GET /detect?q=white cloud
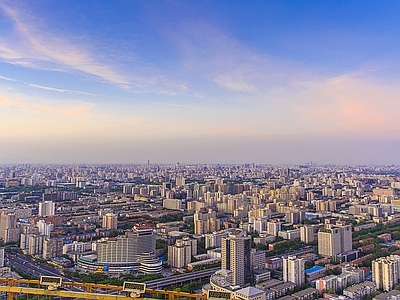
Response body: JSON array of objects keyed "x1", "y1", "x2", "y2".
[{"x1": 0, "y1": 2, "x2": 129, "y2": 86}]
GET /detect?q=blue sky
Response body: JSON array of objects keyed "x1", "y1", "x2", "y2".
[{"x1": 0, "y1": 1, "x2": 399, "y2": 164}]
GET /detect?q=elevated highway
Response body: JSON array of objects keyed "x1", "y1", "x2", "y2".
[{"x1": 144, "y1": 267, "x2": 220, "y2": 289}]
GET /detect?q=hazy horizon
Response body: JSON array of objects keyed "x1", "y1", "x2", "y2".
[{"x1": 1, "y1": 1, "x2": 399, "y2": 165}]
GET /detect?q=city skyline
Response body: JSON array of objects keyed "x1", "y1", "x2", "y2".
[{"x1": 1, "y1": 1, "x2": 400, "y2": 165}]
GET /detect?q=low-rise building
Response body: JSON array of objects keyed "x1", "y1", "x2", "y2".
[
  {"x1": 305, "y1": 266, "x2": 326, "y2": 282},
  {"x1": 291, "y1": 288, "x2": 318, "y2": 300},
  {"x1": 233, "y1": 286, "x2": 266, "y2": 300},
  {"x1": 266, "y1": 257, "x2": 283, "y2": 270},
  {"x1": 373, "y1": 289, "x2": 400, "y2": 300},
  {"x1": 343, "y1": 281, "x2": 376, "y2": 300},
  {"x1": 270, "y1": 282, "x2": 296, "y2": 298}
]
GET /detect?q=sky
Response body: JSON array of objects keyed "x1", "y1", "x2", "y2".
[{"x1": 0, "y1": 1, "x2": 400, "y2": 165}]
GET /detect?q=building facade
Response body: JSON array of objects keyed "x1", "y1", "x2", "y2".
[
  {"x1": 283, "y1": 255, "x2": 305, "y2": 286},
  {"x1": 221, "y1": 230, "x2": 254, "y2": 287},
  {"x1": 96, "y1": 226, "x2": 155, "y2": 264},
  {"x1": 318, "y1": 224, "x2": 352, "y2": 257},
  {"x1": 372, "y1": 255, "x2": 400, "y2": 292}
]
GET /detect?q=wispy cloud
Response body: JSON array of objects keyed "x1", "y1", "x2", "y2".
[
  {"x1": 0, "y1": 74, "x2": 112, "y2": 97},
  {"x1": 164, "y1": 19, "x2": 308, "y2": 102},
  {"x1": 0, "y1": 2, "x2": 129, "y2": 86}
]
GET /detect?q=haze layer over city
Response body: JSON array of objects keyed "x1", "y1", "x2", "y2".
[{"x1": 1, "y1": 1, "x2": 400, "y2": 165}]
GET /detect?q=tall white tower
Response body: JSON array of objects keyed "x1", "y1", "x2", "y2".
[{"x1": 283, "y1": 255, "x2": 305, "y2": 286}]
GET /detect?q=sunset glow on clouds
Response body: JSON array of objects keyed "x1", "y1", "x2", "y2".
[{"x1": 0, "y1": 1, "x2": 399, "y2": 164}]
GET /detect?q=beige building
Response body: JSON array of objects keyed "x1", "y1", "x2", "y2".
[
  {"x1": 267, "y1": 220, "x2": 282, "y2": 236},
  {"x1": 28, "y1": 234, "x2": 46, "y2": 256},
  {"x1": 102, "y1": 213, "x2": 118, "y2": 230},
  {"x1": 168, "y1": 237, "x2": 197, "y2": 269},
  {"x1": 194, "y1": 210, "x2": 220, "y2": 234},
  {"x1": 300, "y1": 225, "x2": 314, "y2": 243},
  {"x1": 0, "y1": 212, "x2": 18, "y2": 243},
  {"x1": 43, "y1": 237, "x2": 63, "y2": 259},
  {"x1": 372, "y1": 255, "x2": 400, "y2": 292},
  {"x1": 315, "y1": 275, "x2": 338, "y2": 294},
  {"x1": 318, "y1": 224, "x2": 352, "y2": 257},
  {"x1": 38, "y1": 201, "x2": 55, "y2": 217},
  {"x1": 315, "y1": 200, "x2": 336, "y2": 212}
]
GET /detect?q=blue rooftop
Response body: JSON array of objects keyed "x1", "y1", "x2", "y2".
[{"x1": 305, "y1": 266, "x2": 325, "y2": 274}]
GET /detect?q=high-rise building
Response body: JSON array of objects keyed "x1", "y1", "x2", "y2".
[
  {"x1": 205, "y1": 231, "x2": 228, "y2": 249},
  {"x1": 221, "y1": 230, "x2": 254, "y2": 287},
  {"x1": 316, "y1": 200, "x2": 337, "y2": 212},
  {"x1": 123, "y1": 185, "x2": 133, "y2": 194},
  {"x1": 285, "y1": 211, "x2": 305, "y2": 224},
  {"x1": 38, "y1": 201, "x2": 55, "y2": 217},
  {"x1": 316, "y1": 275, "x2": 338, "y2": 294},
  {"x1": 250, "y1": 249, "x2": 266, "y2": 270},
  {"x1": 300, "y1": 225, "x2": 314, "y2": 244},
  {"x1": 168, "y1": 237, "x2": 197, "y2": 268},
  {"x1": 267, "y1": 220, "x2": 282, "y2": 236},
  {"x1": 194, "y1": 210, "x2": 220, "y2": 234},
  {"x1": 163, "y1": 199, "x2": 183, "y2": 211},
  {"x1": 372, "y1": 255, "x2": 400, "y2": 292},
  {"x1": 283, "y1": 255, "x2": 305, "y2": 286},
  {"x1": 253, "y1": 217, "x2": 269, "y2": 234},
  {"x1": 318, "y1": 224, "x2": 352, "y2": 257},
  {"x1": 0, "y1": 212, "x2": 18, "y2": 243},
  {"x1": 176, "y1": 176, "x2": 185, "y2": 187},
  {"x1": 102, "y1": 213, "x2": 118, "y2": 230},
  {"x1": 43, "y1": 237, "x2": 63, "y2": 260},
  {"x1": 28, "y1": 234, "x2": 46, "y2": 256},
  {"x1": 0, "y1": 248, "x2": 4, "y2": 267},
  {"x1": 37, "y1": 219, "x2": 54, "y2": 237}
]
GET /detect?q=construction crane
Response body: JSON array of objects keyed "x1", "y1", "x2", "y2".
[{"x1": 0, "y1": 277, "x2": 208, "y2": 300}]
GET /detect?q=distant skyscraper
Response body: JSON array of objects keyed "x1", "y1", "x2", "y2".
[
  {"x1": 102, "y1": 213, "x2": 118, "y2": 230},
  {"x1": 0, "y1": 212, "x2": 18, "y2": 243},
  {"x1": 37, "y1": 219, "x2": 54, "y2": 237},
  {"x1": 38, "y1": 201, "x2": 55, "y2": 217},
  {"x1": 300, "y1": 225, "x2": 314, "y2": 243},
  {"x1": 221, "y1": 230, "x2": 254, "y2": 287},
  {"x1": 267, "y1": 220, "x2": 282, "y2": 236},
  {"x1": 250, "y1": 249, "x2": 266, "y2": 270},
  {"x1": 283, "y1": 255, "x2": 305, "y2": 286},
  {"x1": 176, "y1": 175, "x2": 185, "y2": 187},
  {"x1": 285, "y1": 211, "x2": 305, "y2": 224},
  {"x1": 194, "y1": 210, "x2": 220, "y2": 234},
  {"x1": 205, "y1": 231, "x2": 228, "y2": 249}
]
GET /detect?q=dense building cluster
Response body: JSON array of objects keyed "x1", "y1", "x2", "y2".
[{"x1": 2, "y1": 163, "x2": 400, "y2": 299}]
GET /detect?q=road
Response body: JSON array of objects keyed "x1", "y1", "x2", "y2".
[
  {"x1": 144, "y1": 267, "x2": 220, "y2": 289},
  {"x1": 4, "y1": 245, "x2": 315, "y2": 293},
  {"x1": 267, "y1": 246, "x2": 315, "y2": 260},
  {"x1": 144, "y1": 247, "x2": 315, "y2": 289},
  {"x1": 5, "y1": 251, "x2": 75, "y2": 283}
]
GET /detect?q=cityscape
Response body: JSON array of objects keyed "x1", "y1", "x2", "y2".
[
  {"x1": 1, "y1": 1, "x2": 400, "y2": 300},
  {"x1": 0, "y1": 163, "x2": 399, "y2": 299}
]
